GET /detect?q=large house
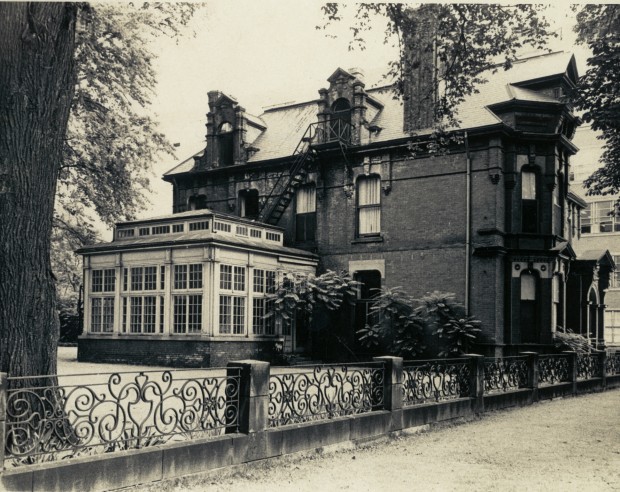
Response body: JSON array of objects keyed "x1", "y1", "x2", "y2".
[{"x1": 78, "y1": 50, "x2": 613, "y2": 366}]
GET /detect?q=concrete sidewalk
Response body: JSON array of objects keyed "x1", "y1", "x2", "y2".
[{"x1": 130, "y1": 390, "x2": 620, "y2": 492}]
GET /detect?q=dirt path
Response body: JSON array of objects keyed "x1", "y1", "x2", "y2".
[{"x1": 131, "y1": 390, "x2": 620, "y2": 492}]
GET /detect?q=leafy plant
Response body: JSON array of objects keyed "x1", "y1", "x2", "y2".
[
  {"x1": 268, "y1": 270, "x2": 360, "y2": 331},
  {"x1": 357, "y1": 287, "x2": 426, "y2": 359},
  {"x1": 422, "y1": 291, "x2": 482, "y2": 357},
  {"x1": 553, "y1": 330, "x2": 598, "y2": 354}
]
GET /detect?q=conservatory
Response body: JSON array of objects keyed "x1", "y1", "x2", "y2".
[{"x1": 76, "y1": 209, "x2": 317, "y2": 367}]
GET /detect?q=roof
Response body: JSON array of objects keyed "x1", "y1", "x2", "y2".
[
  {"x1": 577, "y1": 250, "x2": 615, "y2": 266},
  {"x1": 77, "y1": 232, "x2": 318, "y2": 260},
  {"x1": 165, "y1": 51, "x2": 576, "y2": 177}
]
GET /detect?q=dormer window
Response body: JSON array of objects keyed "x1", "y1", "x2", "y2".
[
  {"x1": 218, "y1": 122, "x2": 234, "y2": 166},
  {"x1": 330, "y1": 98, "x2": 351, "y2": 142}
]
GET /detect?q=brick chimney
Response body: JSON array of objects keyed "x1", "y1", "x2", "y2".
[{"x1": 402, "y1": 5, "x2": 440, "y2": 133}]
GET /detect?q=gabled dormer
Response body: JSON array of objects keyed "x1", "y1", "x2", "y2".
[
  {"x1": 196, "y1": 91, "x2": 266, "y2": 170},
  {"x1": 317, "y1": 67, "x2": 368, "y2": 145}
]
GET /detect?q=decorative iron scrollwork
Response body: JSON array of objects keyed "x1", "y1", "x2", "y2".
[
  {"x1": 483, "y1": 357, "x2": 528, "y2": 393},
  {"x1": 402, "y1": 360, "x2": 471, "y2": 405},
  {"x1": 577, "y1": 354, "x2": 602, "y2": 380},
  {"x1": 605, "y1": 353, "x2": 620, "y2": 376},
  {"x1": 267, "y1": 363, "x2": 384, "y2": 427},
  {"x1": 538, "y1": 355, "x2": 570, "y2": 385},
  {"x1": 5, "y1": 369, "x2": 240, "y2": 467}
]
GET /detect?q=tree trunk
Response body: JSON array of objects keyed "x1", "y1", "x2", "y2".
[{"x1": 0, "y1": 3, "x2": 77, "y2": 377}]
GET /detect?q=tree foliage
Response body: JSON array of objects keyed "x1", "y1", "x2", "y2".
[
  {"x1": 573, "y1": 5, "x2": 620, "y2": 196},
  {"x1": 53, "y1": 2, "x2": 199, "y2": 310},
  {"x1": 269, "y1": 270, "x2": 359, "y2": 328},
  {"x1": 320, "y1": 4, "x2": 554, "y2": 129}
]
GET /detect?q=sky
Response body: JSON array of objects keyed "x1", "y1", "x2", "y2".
[{"x1": 135, "y1": 2, "x2": 596, "y2": 222}]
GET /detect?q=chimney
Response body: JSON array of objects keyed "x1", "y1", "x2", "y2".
[{"x1": 402, "y1": 5, "x2": 440, "y2": 133}]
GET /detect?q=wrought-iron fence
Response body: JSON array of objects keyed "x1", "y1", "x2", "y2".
[
  {"x1": 402, "y1": 359, "x2": 471, "y2": 405},
  {"x1": 267, "y1": 363, "x2": 384, "y2": 427},
  {"x1": 483, "y1": 357, "x2": 529, "y2": 394},
  {"x1": 576, "y1": 354, "x2": 602, "y2": 380},
  {"x1": 537, "y1": 355, "x2": 571, "y2": 385},
  {"x1": 4, "y1": 369, "x2": 240, "y2": 467},
  {"x1": 605, "y1": 352, "x2": 620, "y2": 375}
]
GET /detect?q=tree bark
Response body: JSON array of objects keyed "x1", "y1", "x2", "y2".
[{"x1": 0, "y1": 3, "x2": 77, "y2": 377}]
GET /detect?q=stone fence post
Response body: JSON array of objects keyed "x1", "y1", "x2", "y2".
[
  {"x1": 563, "y1": 351, "x2": 578, "y2": 395},
  {"x1": 519, "y1": 352, "x2": 539, "y2": 402},
  {"x1": 464, "y1": 354, "x2": 484, "y2": 413},
  {"x1": 0, "y1": 373, "x2": 6, "y2": 471},
  {"x1": 373, "y1": 356, "x2": 403, "y2": 431},
  {"x1": 226, "y1": 360, "x2": 270, "y2": 434}
]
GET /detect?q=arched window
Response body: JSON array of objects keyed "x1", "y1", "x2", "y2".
[
  {"x1": 521, "y1": 169, "x2": 538, "y2": 233},
  {"x1": 295, "y1": 184, "x2": 316, "y2": 242},
  {"x1": 238, "y1": 189, "x2": 259, "y2": 219},
  {"x1": 329, "y1": 98, "x2": 351, "y2": 142},
  {"x1": 218, "y1": 122, "x2": 234, "y2": 166},
  {"x1": 520, "y1": 271, "x2": 538, "y2": 343},
  {"x1": 357, "y1": 175, "x2": 381, "y2": 236}
]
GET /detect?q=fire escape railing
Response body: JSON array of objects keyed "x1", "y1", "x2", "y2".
[{"x1": 258, "y1": 119, "x2": 352, "y2": 225}]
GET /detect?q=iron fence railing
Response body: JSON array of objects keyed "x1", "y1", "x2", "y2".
[
  {"x1": 483, "y1": 356, "x2": 529, "y2": 394},
  {"x1": 267, "y1": 363, "x2": 384, "y2": 427},
  {"x1": 537, "y1": 355, "x2": 571, "y2": 385},
  {"x1": 402, "y1": 359, "x2": 471, "y2": 405},
  {"x1": 4, "y1": 369, "x2": 240, "y2": 467},
  {"x1": 605, "y1": 352, "x2": 620, "y2": 376},
  {"x1": 576, "y1": 354, "x2": 602, "y2": 380}
]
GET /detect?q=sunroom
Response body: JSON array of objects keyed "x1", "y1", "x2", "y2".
[{"x1": 76, "y1": 209, "x2": 318, "y2": 367}]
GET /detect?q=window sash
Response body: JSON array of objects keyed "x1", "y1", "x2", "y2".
[
  {"x1": 521, "y1": 171, "x2": 536, "y2": 200},
  {"x1": 172, "y1": 294, "x2": 202, "y2": 334},
  {"x1": 521, "y1": 274, "x2": 536, "y2": 301},
  {"x1": 296, "y1": 186, "x2": 316, "y2": 214},
  {"x1": 359, "y1": 206, "x2": 381, "y2": 235},
  {"x1": 358, "y1": 177, "x2": 380, "y2": 206}
]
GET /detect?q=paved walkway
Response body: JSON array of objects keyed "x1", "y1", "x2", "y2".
[{"x1": 131, "y1": 390, "x2": 620, "y2": 492}]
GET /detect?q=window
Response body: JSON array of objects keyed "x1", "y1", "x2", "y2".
[
  {"x1": 357, "y1": 176, "x2": 381, "y2": 236},
  {"x1": 250, "y1": 229, "x2": 262, "y2": 239},
  {"x1": 139, "y1": 227, "x2": 150, "y2": 236},
  {"x1": 120, "y1": 266, "x2": 165, "y2": 334},
  {"x1": 296, "y1": 184, "x2": 316, "y2": 242},
  {"x1": 152, "y1": 225, "x2": 170, "y2": 235},
  {"x1": 219, "y1": 264, "x2": 247, "y2": 334},
  {"x1": 252, "y1": 269, "x2": 277, "y2": 335},
  {"x1": 173, "y1": 223, "x2": 184, "y2": 233},
  {"x1": 520, "y1": 272, "x2": 538, "y2": 343},
  {"x1": 552, "y1": 275, "x2": 563, "y2": 332},
  {"x1": 173, "y1": 294, "x2": 202, "y2": 334},
  {"x1": 188, "y1": 195, "x2": 207, "y2": 211},
  {"x1": 521, "y1": 170, "x2": 538, "y2": 233},
  {"x1": 581, "y1": 201, "x2": 620, "y2": 234},
  {"x1": 330, "y1": 98, "x2": 351, "y2": 142},
  {"x1": 219, "y1": 122, "x2": 234, "y2": 166},
  {"x1": 236, "y1": 225, "x2": 248, "y2": 236},
  {"x1": 239, "y1": 189, "x2": 259, "y2": 219},
  {"x1": 171, "y1": 264, "x2": 203, "y2": 334},
  {"x1": 92, "y1": 269, "x2": 115, "y2": 293},
  {"x1": 605, "y1": 310, "x2": 620, "y2": 346},
  {"x1": 189, "y1": 221, "x2": 209, "y2": 231},
  {"x1": 129, "y1": 266, "x2": 159, "y2": 292},
  {"x1": 214, "y1": 221, "x2": 232, "y2": 233},
  {"x1": 91, "y1": 298, "x2": 114, "y2": 333},
  {"x1": 117, "y1": 229, "x2": 134, "y2": 239},
  {"x1": 174, "y1": 264, "x2": 202, "y2": 290},
  {"x1": 266, "y1": 232, "x2": 280, "y2": 242}
]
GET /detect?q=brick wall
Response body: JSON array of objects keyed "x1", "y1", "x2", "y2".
[{"x1": 78, "y1": 337, "x2": 279, "y2": 368}]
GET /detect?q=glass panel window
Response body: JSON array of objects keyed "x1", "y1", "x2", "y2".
[
  {"x1": 253, "y1": 269, "x2": 265, "y2": 293},
  {"x1": 143, "y1": 296, "x2": 157, "y2": 333},
  {"x1": 173, "y1": 295, "x2": 187, "y2": 333},
  {"x1": 219, "y1": 295, "x2": 232, "y2": 334},
  {"x1": 131, "y1": 267, "x2": 144, "y2": 291},
  {"x1": 91, "y1": 298, "x2": 102, "y2": 332},
  {"x1": 144, "y1": 266, "x2": 157, "y2": 290},
  {"x1": 174, "y1": 265, "x2": 187, "y2": 290},
  {"x1": 580, "y1": 201, "x2": 620, "y2": 234},
  {"x1": 252, "y1": 298, "x2": 265, "y2": 334},
  {"x1": 234, "y1": 266, "x2": 245, "y2": 291},
  {"x1": 357, "y1": 176, "x2": 381, "y2": 235},
  {"x1": 220, "y1": 264, "x2": 232, "y2": 290},
  {"x1": 130, "y1": 296, "x2": 143, "y2": 333},
  {"x1": 92, "y1": 270, "x2": 103, "y2": 293},
  {"x1": 233, "y1": 297, "x2": 245, "y2": 334},
  {"x1": 188, "y1": 295, "x2": 202, "y2": 333},
  {"x1": 521, "y1": 171, "x2": 537, "y2": 200}
]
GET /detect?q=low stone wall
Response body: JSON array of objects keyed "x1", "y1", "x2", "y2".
[{"x1": 78, "y1": 336, "x2": 279, "y2": 367}]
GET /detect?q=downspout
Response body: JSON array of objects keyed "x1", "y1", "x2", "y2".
[{"x1": 465, "y1": 132, "x2": 472, "y2": 316}]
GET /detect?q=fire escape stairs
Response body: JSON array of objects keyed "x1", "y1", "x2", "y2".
[{"x1": 259, "y1": 120, "x2": 350, "y2": 226}]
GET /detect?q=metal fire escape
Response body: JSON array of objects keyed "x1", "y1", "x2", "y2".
[{"x1": 258, "y1": 118, "x2": 352, "y2": 225}]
